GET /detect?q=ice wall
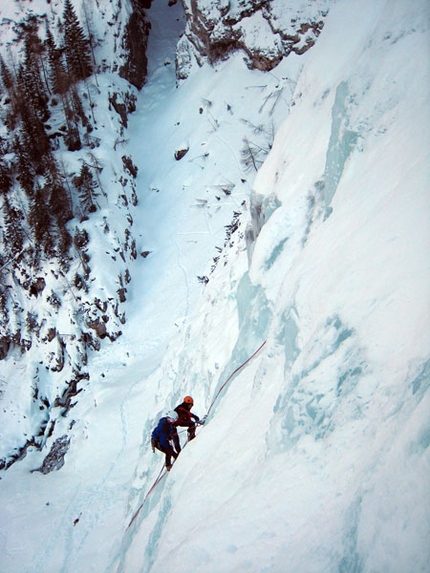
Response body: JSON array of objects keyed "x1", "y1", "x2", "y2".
[{"x1": 142, "y1": 1, "x2": 430, "y2": 572}]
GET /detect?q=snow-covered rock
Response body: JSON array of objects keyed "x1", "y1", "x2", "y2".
[{"x1": 177, "y1": 0, "x2": 329, "y2": 78}]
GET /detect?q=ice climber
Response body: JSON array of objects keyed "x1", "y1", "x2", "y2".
[
  {"x1": 151, "y1": 411, "x2": 180, "y2": 471},
  {"x1": 173, "y1": 396, "x2": 200, "y2": 449}
]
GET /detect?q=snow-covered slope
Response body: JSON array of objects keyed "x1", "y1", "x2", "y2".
[
  {"x1": 0, "y1": 0, "x2": 148, "y2": 467},
  {"x1": 1, "y1": 0, "x2": 429, "y2": 572}
]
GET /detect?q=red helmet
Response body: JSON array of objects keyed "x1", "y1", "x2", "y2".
[{"x1": 183, "y1": 395, "x2": 194, "y2": 405}]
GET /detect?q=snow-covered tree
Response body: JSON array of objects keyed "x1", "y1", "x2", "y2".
[
  {"x1": 73, "y1": 163, "x2": 99, "y2": 214},
  {"x1": 62, "y1": 0, "x2": 93, "y2": 82},
  {"x1": 45, "y1": 26, "x2": 70, "y2": 96},
  {"x1": 0, "y1": 54, "x2": 14, "y2": 93}
]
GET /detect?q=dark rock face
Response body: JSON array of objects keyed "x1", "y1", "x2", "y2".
[
  {"x1": 177, "y1": 0, "x2": 329, "y2": 78},
  {"x1": 33, "y1": 435, "x2": 71, "y2": 474},
  {"x1": 0, "y1": 338, "x2": 10, "y2": 360},
  {"x1": 119, "y1": 0, "x2": 153, "y2": 89},
  {"x1": 174, "y1": 145, "x2": 190, "y2": 160}
]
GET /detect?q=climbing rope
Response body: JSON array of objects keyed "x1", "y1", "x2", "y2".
[
  {"x1": 205, "y1": 340, "x2": 266, "y2": 418},
  {"x1": 127, "y1": 463, "x2": 167, "y2": 529},
  {"x1": 127, "y1": 340, "x2": 267, "y2": 529}
]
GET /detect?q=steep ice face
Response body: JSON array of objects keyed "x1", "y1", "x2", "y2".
[
  {"x1": 322, "y1": 80, "x2": 359, "y2": 214},
  {"x1": 142, "y1": 1, "x2": 430, "y2": 572}
]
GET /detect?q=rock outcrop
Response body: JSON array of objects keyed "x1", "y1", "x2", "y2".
[
  {"x1": 177, "y1": 0, "x2": 329, "y2": 79},
  {"x1": 119, "y1": 0, "x2": 152, "y2": 89}
]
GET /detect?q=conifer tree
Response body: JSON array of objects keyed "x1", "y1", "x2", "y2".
[
  {"x1": 70, "y1": 85, "x2": 87, "y2": 124},
  {"x1": 21, "y1": 38, "x2": 50, "y2": 123},
  {"x1": 58, "y1": 226, "x2": 73, "y2": 262},
  {"x1": 46, "y1": 27, "x2": 70, "y2": 96},
  {"x1": 15, "y1": 64, "x2": 51, "y2": 171},
  {"x1": 28, "y1": 187, "x2": 54, "y2": 256},
  {"x1": 73, "y1": 163, "x2": 99, "y2": 214},
  {"x1": 46, "y1": 168, "x2": 73, "y2": 227},
  {"x1": 63, "y1": 0, "x2": 93, "y2": 82},
  {"x1": 45, "y1": 26, "x2": 80, "y2": 149},
  {"x1": 0, "y1": 160, "x2": 12, "y2": 194},
  {"x1": 23, "y1": 27, "x2": 51, "y2": 98},
  {"x1": 13, "y1": 136, "x2": 35, "y2": 196},
  {"x1": 0, "y1": 55, "x2": 14, "y2": 93},
  {"x1": 2, "y1": 196, "x2": 24, "y2": 257},
  {"x1": 0, "y1": 55, "x2": 18, "y2": 128}
]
